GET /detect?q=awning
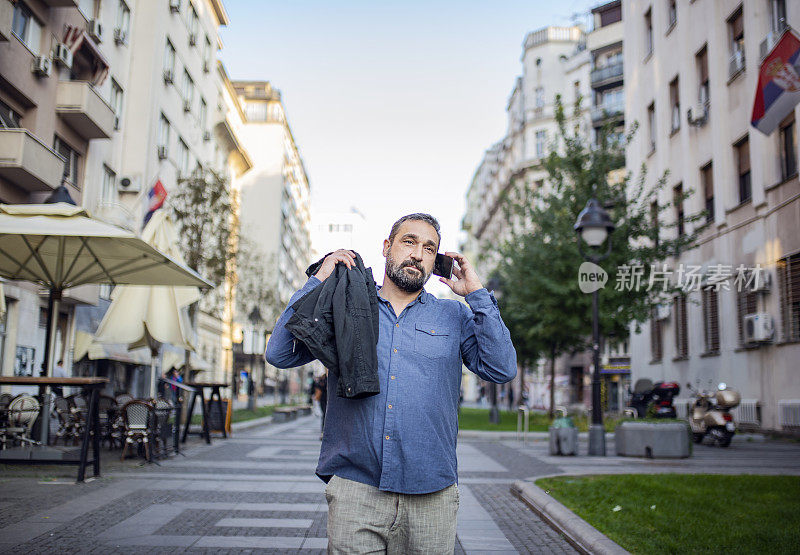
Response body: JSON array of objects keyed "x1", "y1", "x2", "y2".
[
  {"x1": 63, "y1": 26, "x2": 110, "y2": 87},
  {"x1": 162, "y1": 350, "x2": 212, "y2": 372},
  {"x1": 0, "y1": 280, "x2": 6, "y2": 322},
  {"x1": 73, "y1": 331, "x2": 150, "y2": 364}
]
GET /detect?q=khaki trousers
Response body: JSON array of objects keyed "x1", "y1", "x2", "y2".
[{"x1": 325, "y1": 475, "x2": 459, "y2": 554}]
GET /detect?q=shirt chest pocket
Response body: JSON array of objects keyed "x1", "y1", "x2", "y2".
[{"x1": 414, "y1": 322, "x2": 451, "y2": 359}]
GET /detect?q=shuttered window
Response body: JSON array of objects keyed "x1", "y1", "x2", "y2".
[
  {"x1": 674, "y1": 294, "x2": 688, "y2": 358},
  {"x1": 736, "y1": 136, "x2": 751, "y2": 203},
  {"x1": 736, "y1": 288, "x2": 759, "y2": 345},
  {"x1": 702, "y1": 288, "x2": 720, "y2": 353},
  {"x1": 702, "y1": 162, "x2": 714, "y2": 223},
  {"x1": 650, "y1": 307, "x2": 663, "y2": 361},
  {"x1": 778, "y1": 253, "x2": 800, "y2": 342}
]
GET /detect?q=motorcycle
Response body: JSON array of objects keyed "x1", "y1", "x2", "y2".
[
  {"x1": 686, "y1": 382, "x2": 741, "y2": 447},
  {"x1": 628, "y1": 379, "x2": 680, "y2": 418}
]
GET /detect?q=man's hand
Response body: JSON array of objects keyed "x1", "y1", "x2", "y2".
[
  {"x1": 439, "y1": 252, "x2": 483, "y2": 297},
  {"x1": 314, "y1": 249, "x2": 356, "y2": 282}
]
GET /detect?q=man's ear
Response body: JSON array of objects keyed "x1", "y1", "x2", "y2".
[{"x1": 382, "y1": 238, "x2": 390, "y2": 257}]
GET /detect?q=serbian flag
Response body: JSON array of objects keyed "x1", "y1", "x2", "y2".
[
  {"x1": 143, "y1": 180, "x2": 167, "y2": 227},
  {"x1": 751, "y1": 29, "x2": 800, "y2": 135}
]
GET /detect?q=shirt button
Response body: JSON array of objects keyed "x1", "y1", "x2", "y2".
[
  {"x1": 395, "y1": 323, "x2": 399, "y2": 327},
  {"x1": 393, "y1": 348, "x2": 397, "y2": 353},
  {"x1": 388, "y1": 404, "x2": 392, "y2": 409},
  {"x1": 390, "y1": 376, "x2": 395, "y2": 380},
  {"x1": 431, "y1": 329, "x2": 435, "y2": 333},
  {"x1": 385, "y1": 435, "x2": 390, "y2": 440}
]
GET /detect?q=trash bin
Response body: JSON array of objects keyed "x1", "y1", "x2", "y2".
[{"x1": 549, "y1": 415, "x2": 578, "y2": 456}]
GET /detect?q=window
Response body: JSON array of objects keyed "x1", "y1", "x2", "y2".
[
  {"x1": 735, "y1": 136, "x2": 751, "y2": 203},
  {"x1": 777, "y1": 252, "x2": 800, "y2": 342},
  {"x1": 702, "y1": 287, "x2": 720, "y2": 353},
  {"x1": 189, "y1": 3, "x2": 199, "y2": 42},
  {"x1": 0, "y1": 99, "x2": 22, "y2": 129},
  {"x1": 244, "y1": 101, "x2": 267, "y2": 122},
  {"x1": 701, "y1": 162, "x2": 714, "y2": 223},
  {"x1": 779, "y1": 113, "x2": 797, "y2": 180},
  {"x1": 199, "y1": 97, "x2": 207, "y2": 133},
  {"x1": 650, "y1": 201, "x2": 660, "y2": 248},
  {"x1": 728, "y1": 6, "x2": 745, "y2": 77},
  {"x1": 110, "y1": 79, "x2": 123, "y2": 129},
  {"x1": 11, "y1": 2, "x2": 42, "y2": 55},
  {"x1": 203, "y1": 36, "x2": 212, "y2": 70},
  {"x1": 164, "y1": 40, "x2": 176, "y2": 76},
  {"x1": 77, "y1": 0, "x2": 96, "y2": 19},
  {"x1": 771, "y1": 0, "x2": 787, "y2": 33},
  {"x1": 674, "y1": 294, "x2": 688, "y2": 358},
  {"x1": 599, "y1": 3, "x2": 621, "y2": 26},
  {"x1": 650, "y1": 307, "x2": 663, "y2": 361},
  {"x1": 669, "y1": 77, "x2": 680, "y2": 133},
  {"x1": 644, "y1": 7, "x2": 653, "y2": 57},
  {"x1": 736, "y1": 288, "x2": 758, "y2": 345},
  {"x1": 101, "y1": 165, "x2": 116, "y2": 203},
  {"x1": 178, "y1": 138, "x2": 189, "y2": 175},
  {"x1": 696, "y1": 45, "x2": 709, "y2": 106},
  {"x1": 158, "y1": 113, "x2": 170, "y2": 147},
  {"x1": 53, "y1": 137, "x2": 80, "y2": 187},
  {"x1": 647, "y1": 102, "x2": 656, "y2": 152},
  {"x1": 667, "y1": 0, "x2": 677, "y2": 29},
  {"x1": 535, "y1": 87, "x2": 545, "y2": 109},
  {"x1": 116, "y1": 0, "x2": 130, "y2": 34},
  {"x1": 182, "y1": 69, "x2": 194, "y2": 106},
  {"x1": 535, "y1": 130, "x2": 547, "y2": 159},
  {"x1": 673, "y1": 183, "x2": 684, "y2": 237},
  {"x1": 574, "y1": 80, "x2": 581, "y2": 102}
]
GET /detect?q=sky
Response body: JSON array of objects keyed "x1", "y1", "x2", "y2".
[{"x1": 219, "y1": 0, "x2": 597, "y2": 292}]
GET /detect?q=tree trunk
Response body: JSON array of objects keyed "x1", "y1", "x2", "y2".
[{"x1": 549, "y1": 343, "x2": 556, "y2": 419}]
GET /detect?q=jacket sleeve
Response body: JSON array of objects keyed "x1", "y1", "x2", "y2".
[
  {"x1": 459, "y1": 288, "x2": 518, "y2": 383},
  {"x1": 265, "y1": 277, "x2": 321, "y2": 368}
]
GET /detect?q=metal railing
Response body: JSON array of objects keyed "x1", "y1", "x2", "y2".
[
  {"x1": 732, "y1": 399, "x2": 760, "y2": 426},
  {"x1": 590, "y1": 61, "x2": 623, "y2": 85},
  {"x1": 779, "y1": 400, "x2": 800, "y2": 428}
]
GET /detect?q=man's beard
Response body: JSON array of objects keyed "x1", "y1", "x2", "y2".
[{"x1": 385, "y1": 253, "x2": 430, "y2": 293}]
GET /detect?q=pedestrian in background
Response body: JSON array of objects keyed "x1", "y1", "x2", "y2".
[{"x1": 267, "y1": 213, "x2": 517, "y2": 553}]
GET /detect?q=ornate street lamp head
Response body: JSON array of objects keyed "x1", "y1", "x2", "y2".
[{"x1": 574, "y1": 198, "x2": 615, "y2": 247}]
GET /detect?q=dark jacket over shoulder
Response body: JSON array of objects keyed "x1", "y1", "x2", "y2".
[{"x1": 285, "y1": 252, "x2": 380, "y2": 399}]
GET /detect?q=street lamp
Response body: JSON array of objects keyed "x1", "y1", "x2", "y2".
[
  {"x1": 574, "y1": 198, "x2": 615, "y2": 456},
  {"x1": 247, "y1": 306, "x2": 263, "y2": 412},
  {"x1": 486, "y1": 277, "x2": 503, "y2": 424}
]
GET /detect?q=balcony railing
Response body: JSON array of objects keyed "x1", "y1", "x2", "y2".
[
  {"x1": 590, "y1": 61, "x2": 623, "y2": 86},
  {"x1": 760, "y1": 20, "x2": 788, "y2": 60},
  {"x1": 56, "y1": 81, "x2": 116, "y2": 139},
  {"x1": 0, "y1": 0, "x2": 12, "y2": 42},
  {"x1": 590, "y1": 99, "x2": 624, "y2": 123},
  {"x1": 0, "y1": 129, "x2": 66, "y2": 192}
]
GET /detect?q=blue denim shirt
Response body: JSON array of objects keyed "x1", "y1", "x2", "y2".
[{"x1": 266, "y1": 276, "x2": 517, "y2": 494}]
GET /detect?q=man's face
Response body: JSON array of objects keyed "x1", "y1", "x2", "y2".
[{"x1": 382, "y1": 220, "x2": 439, "y2": 293}]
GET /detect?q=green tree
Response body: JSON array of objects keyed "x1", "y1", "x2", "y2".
[{"x1": 495, "y1": 95, "x2": 706, "y2": 417}]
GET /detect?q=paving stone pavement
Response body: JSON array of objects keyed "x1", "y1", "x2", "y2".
[{"x1": 2, "y1": 414, "x2": 799, "y2": 554}]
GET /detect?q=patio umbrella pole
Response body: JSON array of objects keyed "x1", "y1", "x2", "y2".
[
  {"x1": 149, "y1": 344, "x2": 159, "y2": 399},
  {"x1": 39, "y1": 288, "x2": 62, "y2": 444}
]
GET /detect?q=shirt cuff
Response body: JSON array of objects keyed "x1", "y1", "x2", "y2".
[{"x1": 465, "y1": 287, "x2": 498, "y2": 310}]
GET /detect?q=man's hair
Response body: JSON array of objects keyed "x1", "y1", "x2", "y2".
[{"x1": 388, "y1": 213, "x2": 441, "y2": 247}]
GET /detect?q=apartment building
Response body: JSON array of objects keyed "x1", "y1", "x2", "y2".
[
  {"x1": 230, "y1": 80, "x2": 315, "y2": 397},
  {"x1": 624, "y1": 0, "x2": 799, "y2": 431}
]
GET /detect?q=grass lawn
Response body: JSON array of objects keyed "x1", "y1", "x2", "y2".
[
  {"x1": 535, "y1": 474, "x2": 800, "y2": 554},
  {"x1": 457, "y1": 407, "x2": 622, "y2": 432},
  {"x1": 191, "y1": 404, "x2": 281, "y2": 425}
]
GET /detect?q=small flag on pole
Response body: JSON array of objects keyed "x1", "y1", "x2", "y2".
[
  {"x1": 751, "y1": 29, "x2": 800, "y2": 135},
  {"x1": 143, "y1": 180, "x2": 167, "y2": 227}
]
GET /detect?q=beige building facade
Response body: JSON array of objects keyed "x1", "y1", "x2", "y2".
[{"x1": 624, "y1": 0, "x2": 799, "y2": 430}]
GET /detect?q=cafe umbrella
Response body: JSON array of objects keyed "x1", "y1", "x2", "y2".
[{"x1": 0, "y1": 193, "x2": 213, "y2": 441}]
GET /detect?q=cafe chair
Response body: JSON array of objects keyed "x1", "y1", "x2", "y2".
[
  {"x1": 54, "y1": 396, "x2": 81, "y2": 445},
  {"x1": 1, "y1": 394, "x2": 41, "y2": 449},
  {"x1": 120, "y1": 400, "x2": 157, "y2": 462}
]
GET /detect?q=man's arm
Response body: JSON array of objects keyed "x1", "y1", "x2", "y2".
[
  {"x1": 459, "y1": 289, "x2": 517, "y2": 383},
  {"x1": 264, "y1": 277, "x2": 321, "y2": 368}
]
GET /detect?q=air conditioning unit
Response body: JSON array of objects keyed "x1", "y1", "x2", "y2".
[
  {"x1": 169, "y1": 0, "x2": 181, "y2": 13},
  {"x1": 655, "y1": 303, "x2": 671, "y2": 320},
  {"x1": 183, "y1": 99, "x2": 191, "y2": 112},
  {"x1": 32, "y1": 56, "x2": 51, "y2": 77},
  {"x1": 113, "y1": 28, "x2": 127, "y2": 45},
  {"x1": 748, "y1": 268, "x2": 772, "y2": 292},
  {"x1": 203, "y1": 131, "x2": 211, "y2": 141},
  {"x1": 729, "y1": 49, "x2": 745, "y2": 76},
  {"x1": 157, "y1": 145, "x2": 169, "y2": 160},
  {"x1": 87, "y1": 20, "x2": 103, "y2": 43},
  {"x1": 117, "y1": 175, "x2": 141, "y2": 193},
  {"x1": 744, "y1": 313, "x2": 774, "y2": 343},
  {"x1": 188, "y1": 33, "x2": 197, "y2": 46},
  {"x1": 163, "y1": 70, "x2": 174, "y2": 84},
  {"x1": 53, "y1": 43, "x2": 73, "y2": 69},
  {"x1": 687, "y1": 103, "x2": 708, "y2": 126}
]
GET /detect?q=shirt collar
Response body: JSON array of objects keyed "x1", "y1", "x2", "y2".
[{"x1": 376, "y1": 286, "x2": 428, "y2": 306}]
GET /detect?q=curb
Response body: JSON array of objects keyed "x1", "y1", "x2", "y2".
[
  {"x1": 511, "y1": 480, "x2": 629, "y2": 555},
  {"x1": 457, "y1": 429, "x2": 765, "y2": 442}
]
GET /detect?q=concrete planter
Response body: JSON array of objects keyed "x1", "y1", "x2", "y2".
[
  {"x1": 615, "y1": 421, "x2": 691, "y2": 458},
  {"x1": 549, "y1": 427, "x2": 579, "y2": 456}
]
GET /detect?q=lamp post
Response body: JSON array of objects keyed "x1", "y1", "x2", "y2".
[
  {"x1": 247, "y1": 306, "x2": 263, "y2": 412},
  {"x1": 486, "y1": 277, "x2": 503, "y2": 424},
  {"x1": 574, "y1": 198, "x2": 615, "y2": 456}
]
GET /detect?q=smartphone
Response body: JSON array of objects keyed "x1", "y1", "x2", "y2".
[{"x1": 433, "y1": 253, "x2": 454, "y2": 279}]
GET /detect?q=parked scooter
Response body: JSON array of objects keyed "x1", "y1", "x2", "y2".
[
  {"x1": 686, "y1": 382, "x2": 741, "y2": 447},
  {"x1": 628, "y1": 379, "x2": 680, "y2": 418}
]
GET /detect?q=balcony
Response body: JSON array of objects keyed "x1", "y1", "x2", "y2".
[
  {"x1": 590, "y1": 99, "x2": 624, "y2": 123},
  {"x1": 0, "y1": 129, "x2": 67, "y2": 192},
  {"x1": 0, "y1": 0, "x2": 12, "y2": 42},
  {"x1": 590, "y1": 61, "x2": 623, "y2": 88},
  {"x1": 40, "y1": 0, "x2": 79, "y2": 6},
  {"x1": 55, "y1": 81, "x2": 115, "y2": 140}
]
